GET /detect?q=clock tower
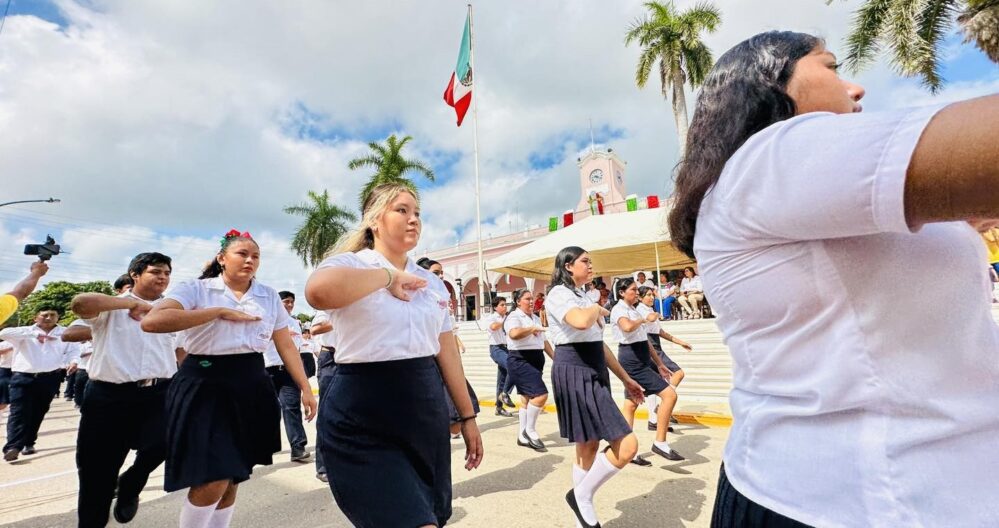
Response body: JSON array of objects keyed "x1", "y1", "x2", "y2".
[{"x1": 576, "y1": 148, "x2": 627, "y2": 216}]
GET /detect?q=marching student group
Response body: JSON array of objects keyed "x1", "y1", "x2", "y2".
[{"x1": 2, "y1": 30, "x2": 999, "y2": 528}]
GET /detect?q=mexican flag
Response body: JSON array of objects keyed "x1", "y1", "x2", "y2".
[{"x1": 443, "y1": 14, "x2": 473, "y2": 127}]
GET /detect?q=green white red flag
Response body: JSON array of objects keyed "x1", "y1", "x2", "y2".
[{"x1": 443, "y1": 14, "x2": 473, "y2": 126}]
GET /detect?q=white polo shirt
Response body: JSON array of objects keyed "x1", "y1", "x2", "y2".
[
  {"x1": 695, "y1": 104, "x2": 999, "y2": 526},
  {"x1": 76, "y1": 341, "x2": 93, "y2": 371},
  {"x1": 679, "y1": 276, "x2": 702, "y2": 293},
  {"x1": 636, "y1": 302, "x2": 660, "y2": 335},
  {"x1": 167, "y1": 277, "x2": 292, "y2": 356},
  {"x1": 263, "y1": 318, "x2": 302, "y2": 368},
  {"x1": 83, "y1": 291, "x2": 180, "y2": 382},
  {"x1": 315, "y1": 249, "x2": 453, "y2": 364},
  {"x1": 0, "y1": 325, "x2": 77, "y2": 373},
  {"x1": 610, "y1": 300, "x2": 647, "y2": 344},
  {"x1": 0, "y1": 340, "x2": 13, "y2": 369},
  {"x1": 483, "y1": 312, "x2": 506, "y2": 346},
  {"x1": 311, "y1": 311, "x2": 336, "y2": 349},
  {"x1": 544, "y1": 285, "x2": 604, "y2": 345},
  {"x1": 503, "y1": 309, "x2": 545, "y2": 350}
]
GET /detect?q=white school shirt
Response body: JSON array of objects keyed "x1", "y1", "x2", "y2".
[
  {"x1": 544, "y1": 285, "x2": 604, "y2": 345},
  {"x1": 262, "y1": 318, "x2": 302, "y2": 368},
  {"x1": 311, "y1": 311, "x2": 336, "y2": 349},
  {"x1": 636, "y1": 303, "x2": 660, "y2": 335},
  {"x1": 0, "y1": 325, "x2": 78, "y2": 373},
  {"x1": 83, "y1": 291, "x2": 180, "y2": 382},
  {"x1": 610, "y1": 300, "x2": 647, "y2": 344},
  {"x1": 679, "y1": 276, "x2": 702, "y2": 293},
  {"x1": 584, "y1": 288, "x2": 601, "y2": 303},
  {"x1": 483, "y1": 312, "x2": 506, "y2": 346},
  {"x1": 315, "y1": 249, "x2": 453, "y2": 363},
  {"x1": 167, "y1": 277, "x2": 292, "y2": 356},
  {"x1": 300, "y1": 337, "x2": 318, "y2": 357},
  {"x1": 503, "y1": 309, "x2": 545, "y2": 350},
  {"x1": 694, "y1": 104, "x2": 999, "y2": 527},
  {"x1": 76, "y1": 341, "x2": 93, "y2": 371},
  {"x1": 0, "y1": 340, "x2": 13, "y2": 369}
]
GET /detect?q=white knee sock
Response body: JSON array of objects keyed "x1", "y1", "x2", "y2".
[
  {"x1": 574, "y1": 452, "x2": 620, "y2": 525},
  {"x1": 518, "y1": 407, "x2": 527, "y2": 438},
  {"x1": 524, "y1": 404, "x2": 543, "y2": 440},
  {"x1": 207, "y1": 505, "x2": 234, "y2": 528},
  {"x1": 179, "y1": 498, "x2": 219, "y2": 528},
  {"x1": 646, "y1": 394, "x2": 659, "y2": 424},
  {"x1": 572, "y1": 465, "x2": 587, "y2": 528}
]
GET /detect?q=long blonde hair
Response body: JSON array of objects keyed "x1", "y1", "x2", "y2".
[{"x1": 329, "y1": 183, "x2": 418, "y2": 256}]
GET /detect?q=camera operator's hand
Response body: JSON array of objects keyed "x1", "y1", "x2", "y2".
[{"x1": 29, "y1": 261, "x2": 49, "y2": 278}]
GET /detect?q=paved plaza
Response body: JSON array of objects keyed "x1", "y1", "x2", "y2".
[{"x1": 1, "y1": 399, "x2": 727, "y2": 527}]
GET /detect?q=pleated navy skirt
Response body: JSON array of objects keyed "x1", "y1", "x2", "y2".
[
  {"x1": 164, "y1": 353, "x2": 280, "y2": 492},
  {"x1": 711, "y1": 464, "x2": 813, "y2": 528},
  {"x1": 507, "y1": 349, "x2": 548, "y2": 397},
  {"x1": 618, "y1": 341, "x2": 668, "y2": 397},
  {"x1": 319, "y1": 357, "x2": 452, "y2": 527},
  {"x1": 551, "y1": 342, "x2": 631, "y2": 443},
  {"x1": 648, "y1": 333, "x2": 682, "y2": 372},
  {"x1": 445, "y1": 378, "x2": 480, "y2": 424}
]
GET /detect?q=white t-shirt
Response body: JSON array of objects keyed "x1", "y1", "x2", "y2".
[
  {"x1": 610, "y1": 300, "x2": 647, "y2": 344},
  {"x1": 636, "y1": 302, "x2": 660, "y2": 335},
  {"x1": 315, "y1": 249, "x2": 453, "y2": 364},
  {"x1": 167, "y1": 277, "x2": 292, "y2": 356},
  {"x1": 83, "y1": 292, "x2": 180, "y2": 382},
  {"x1": 311, "y1": 311, "x2": 336, "y2": 349},
  {"x1": 262, "y1": 319, "x2": 300, "y2": 368},
  {"x1": 694, "y1": 104, "x2": 999, "y2": 527},
  {"x1": 76, "y1": 341, "x2": 93, "y2": 371},
  {"x1": 504, "y1": 309, "x2": 545, "y2": 350},
  {"x1": 0, "y1": 340, "x2": 14, "y2": 369},
  {"x1": 483, "y1": 312, "x2": 506, "y2": 346},
  {"x1": 679, "y1": 276, "x2": 702, "y2": 293},
  {"x1": 544, "y1": 285, "x2": 603, "y2": 345}
]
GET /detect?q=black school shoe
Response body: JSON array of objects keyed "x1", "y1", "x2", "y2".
[
  {"x1": 516, "y1": 433, "x2": 547, "y2": 452},
  {"x1": 113, "y1": 495, "x2": 139, "y2": 524},
  {"x1": 651, "y1": 444, "x2": 685, "y2": 461},
  {"x1": 565, "y1": 489, "x2": 601, "y2": 528},
  {"x1": 21, "y1": 446, "x2": 36, "y2": 455},
  {"x1": 316, "y1": 472, "x2": 328, "y2": 483},
  {"x1": 647, "y1": 422, "x2": 674, "y2": 432},
  {"x1": 629, "y1": 456, "x2": 652, "y2": 467},
  {"x1": 3, "y1": 448, "x2": 19, "y2": 462},
  {"x1": 495, "y1": 406, "x2": 513, "y2": 417},
  {"x1": 499, "y1": 392, "x2": 515, "y2": 408},
  {"x1": 291, "y1": 448, "x2": 311, "y2": 462}
]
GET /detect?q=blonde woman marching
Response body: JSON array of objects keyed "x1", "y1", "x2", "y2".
[
  {"x1": 306, "y1": 184, "x2": 483, "y2": 528},
  {"x1": 545, "y1": 246, "x2": 645, "y2": 528},
  {"x1": 504, "y1": 288, "x2": 554, "y2": 452},
  {"x1": 142, "y1": 231, "x2": 317, "y2": 528}
]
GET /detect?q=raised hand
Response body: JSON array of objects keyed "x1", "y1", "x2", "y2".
[{"x1": 387, "y1": 270, "x2": 428, "y2": 302}]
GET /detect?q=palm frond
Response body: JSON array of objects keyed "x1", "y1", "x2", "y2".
[
  {"x1": 635, "y1": 46, "x2": 658, "y2": 88},
  {"x1": 347, "y1": 155, "x2": 383, "y2": 171},
  {"x1": 844, "y1": 0, "x2": 893, "y2": 71}
]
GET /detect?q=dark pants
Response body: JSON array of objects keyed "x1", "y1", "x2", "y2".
[
  {"x1": 76, "y1": 379, "x2": 170, "y2": 528},
  {"x1": 267, "y1": 366, "x2": 307, "y2": 451},
  {"x1": 53, "y1": 368, "x2": 67, "y2": 397},
  {"x1": 315, "y1": 348, "x2": 336, "y2": 475},
  {"x1": 711, "y1": 464, "x2": 812, "y2": 528},
  {"x1": 488, "y1": 345, "x2": 515, "y2": 399},
  {"x1": 4, "y1": 371, "x2": 61, "y2": 452},
  {"x1": 73, "y1": 370, "x2": 90, "y2": 408},
  {"x1": 65, "y1": 370, "x2": 77, "y2": 399}
]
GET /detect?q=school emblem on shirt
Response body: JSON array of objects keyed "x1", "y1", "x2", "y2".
[
  {"x1": 199, "y1": 360, "x2": 212, "y2": 368},
  {"x1": 437, "y1": 300, "x2": 449, "y2": 310}
]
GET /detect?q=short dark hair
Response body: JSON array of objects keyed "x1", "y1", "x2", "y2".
[
  {"x1": 36, "y1": 306, "x2": 60, "y2": 316},
  {"x1": 128, "y1": 252, "x2": 172, "y2": 278},
  {"x1": 279, "y1": 291, "x2": 295, "y2": 300},
  {"x1": 512, "y1": 289, "x2": 531, "y2": 304},
  {"x1": 113, "y1": 274, "x2": 134, "y2": 292},
  {"x1": 416, "y1": 257, "x2": 441, "y2": 270},
  {"x1": 490, "y1": 296, "x2": 506, "y2": 308}
]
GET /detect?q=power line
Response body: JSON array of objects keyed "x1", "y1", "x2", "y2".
[{"x1": 0, "y1": 0, "x2": 11, "y2": 41}]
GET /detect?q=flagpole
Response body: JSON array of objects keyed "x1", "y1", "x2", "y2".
[{"x1": 468, "y1": 3, "x2": 486, "y2": 320}]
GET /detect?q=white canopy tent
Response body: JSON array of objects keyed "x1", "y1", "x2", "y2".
[{"x1": 486, "y1": 207, "x2": 694, "y2": 281}]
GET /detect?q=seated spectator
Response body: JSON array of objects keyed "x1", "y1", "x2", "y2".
[
  {"x1": 655, "y1": 272, "x2": 678, "y2": 319},
  {"x1": 677, "y1": 267, "x2": 705, "y2": 319},
  {"x1": 636, "y1": 271, "x2": 656, "y2": 291}
]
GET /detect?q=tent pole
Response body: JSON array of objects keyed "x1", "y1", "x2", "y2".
[{"x1": 654, "y1": 241, "x2": 664, "y2": 317}]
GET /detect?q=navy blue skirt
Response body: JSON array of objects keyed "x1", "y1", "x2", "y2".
[
  {"x1": 507, "y1": 349, "x2": 548, "y2": 397},
  {"x1": 445, "y1": 378, "x2": 480, "y2": 424},
  {"x1": 648, "y1": 334, "x2": 682, "y2": 372},
  {"x1": 551, "y1": 342, "x2": 631, "y2": 443},
  {"x1": 319, "y1": 357, "x2": 451, "y2": 527},
  {"x1": 164, "y1": 353, "x2": 280, "y2": 492},
  {"x1": 618, "y1": 341, "x2": 668, "y2": 397},
  {"x1": 712, "y1": 464, "x2": 813, "y2": 527}
]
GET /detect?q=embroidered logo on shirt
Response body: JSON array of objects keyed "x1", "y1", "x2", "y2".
[
  {"x1": 437, "y1": 300, "x2": 449, "y2": 310},
  {"x1": 199, "y1": 360, "x2": 212, "y2": 368}
]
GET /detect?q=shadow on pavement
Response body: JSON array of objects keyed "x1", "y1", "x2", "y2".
[
  {"x1": 605, "y1": 477, "x2": 707, "y2": 528},
  {"x1": 454, "y1": 453, "x2": 562, "y2": 499}
]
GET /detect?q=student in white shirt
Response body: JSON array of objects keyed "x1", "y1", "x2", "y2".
[
  {"x1": 637, "y1": 286, "x2": 692, "y2": 431},
  {"x1": 0, "y1": 307, "x2": 78, "y2": 462},
  {"x1": 142, "y1": 232, "x2": 316, "y2": 528},
  {"x1": 544, "y1": 246, "x2": 645, "y2": 528},
  {"x1": 71, "y1": 336, "x2": 92, "y2": 409},
  {"x1": 667, "y1": 31, "x2": 999, "y2": 527},
  {"x1": 504, "y1": 288, "x2": 554, "y2": 452},
  {"x1": 262, "y1": 291, "x2": 312, "y2": 464},
  {"x1": 69, "y1": 252, "x2": 185, "y2": 527},
  {"x1": 675, "y1": 267, "x2": 704, "y2": 319},
  {"x1": 484, "y1": 295, "x2": 515, "y2": 416},
  {"x1": 309, "y1": 311, "x2": 336, "y2": 484},
  {"x1": 0, "y1": 340, "x2": 13, "y2": 414},
  {"x1": 305, "y1": 183, "x2": 483, "y2": 528}
]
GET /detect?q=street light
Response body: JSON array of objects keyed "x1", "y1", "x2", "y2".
[{"x1": 0, "y1": 197, "x2": 61, "y2": 208}]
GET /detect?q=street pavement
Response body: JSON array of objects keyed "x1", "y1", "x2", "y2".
[{"x1": 1, "y1": 398, "x2": 727, "y2": 527}]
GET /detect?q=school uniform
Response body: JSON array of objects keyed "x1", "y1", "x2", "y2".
[
  {"x1": 444, "y1": 313, "x2": 480, "y2": 424},
  {"x1": 72, "y1": 341, "x2": 92, "y2": 409},
  {"x1": 503, "y1": 309, "x2": 548, "y2": 398},
  {"x1": 545, "y1": 286, "x2": 631, "y2": 444},
  {"x1": 74, "y1": 291, "x2": 181, "y2": 527},
  {"x1": 263, "y1": 318, "x2": 309, "y2": 454},
  {"x1": 310, "y1": 312, "x2": 337, "y2": 477},
  {"x1": 289, "y1": 319, "x2": 317, "y2": 379},
  {"x1": 611, "y1": 300, "x2": 668, "y2": 399},
  {"x1": 0, "y1": 341, "x2": 13, "y2": 406},
  {"x1": 314, "y1": 249, "x2": 455, "y2": 528},
  {"x1": 484, "y1": 312, "x2": 515, "y2": 402},
  {"x1": 0, "y1": 324, "x2": 78, "y2": 455},
  {"x1": 695, "y1": 104, "x2": 999, "y2": 526},
  {"x1": 637, "y1": 303, "x2": 681, "y2": 373},
  {"x1": 163, "y1": 277, "x2": 290, "y2": 492}
]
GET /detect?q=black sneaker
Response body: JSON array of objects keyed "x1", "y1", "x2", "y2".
[
  {"x1": 21, "y1": 446, "x2": 36, "y2": 455},
  {"x1": 651, "y1": 444, "x2": 685, "y2": 461},
  {"x1": 291, "y1": 449, "x2": 311, "y2": 462},
  {"x1": 113, "y1": 495, "x2": 139, "y2": 523},
  {"x1": 3, "y1": 448, "x2": 19, "y2": 462}
]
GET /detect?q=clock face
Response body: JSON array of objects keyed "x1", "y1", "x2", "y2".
[
  {"x1": 589, "y1": 169, "x2": 604, "y2": 184},
  {"x1": 616, "y1": 170, "x2": 624, "y2": 183}
]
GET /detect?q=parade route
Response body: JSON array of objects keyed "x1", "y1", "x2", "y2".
[{"x1": 1, "y1": 398, "x2": 727, "y2": 527}]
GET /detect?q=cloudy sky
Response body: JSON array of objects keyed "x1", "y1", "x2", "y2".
[{"x1": 0, "y1": 0, "x2": 995, "y2": 312}]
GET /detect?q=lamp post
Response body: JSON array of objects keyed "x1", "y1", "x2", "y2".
[
  {"x1": 455, "y1": 278, "x2": 464, "y2": 321},
  {"x1": 0, "y1": 197, "x2": 61, "y2": 208}
]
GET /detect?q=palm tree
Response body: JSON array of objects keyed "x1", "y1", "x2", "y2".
[
  {"x1": 843, "y1": 0, "x2": 999, "y2": 92},
  {"x1": 284, "y1": 190, "x2": 357, "y2": 267},
  {"x1": 348, "y1": 134, "x2": 435, "y2": 207},
  {"x1": 625, "y1": 1, "x2": 721, "y2": 157}
]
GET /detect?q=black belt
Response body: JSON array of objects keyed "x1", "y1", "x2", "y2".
[
  {"x1": 266, "y1": 365, "x2": 288, "y2": 372},
  {"x1": 15, "y1": 370, "x2": 60, "y2": 378},
  {"x1": 91, "y1": 378, "x2": 171, "y2": 388}
]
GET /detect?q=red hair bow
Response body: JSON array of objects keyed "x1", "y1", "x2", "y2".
[{"x1": 220, "y1": 229, "x2": 252, "y2": 246}]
